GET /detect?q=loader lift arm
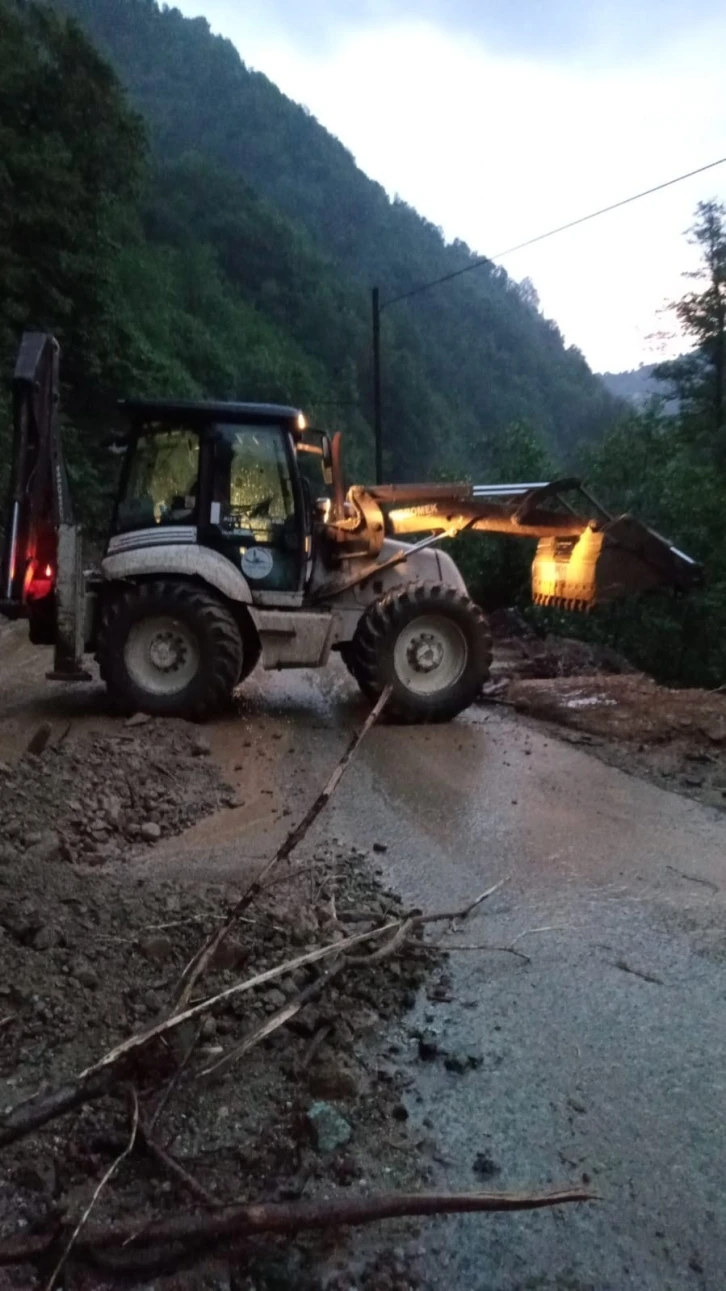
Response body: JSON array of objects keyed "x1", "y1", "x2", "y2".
[{"x1": 318, "y1": 476, "x2": 702, "y2": 610}]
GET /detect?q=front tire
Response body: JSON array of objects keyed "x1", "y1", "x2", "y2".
[
  {"x1": 98, "y1": 581, "x2": 243, "y2": 720},
  {"x1": 349, "y1": 582, "x2": 492, "y2": 723}
]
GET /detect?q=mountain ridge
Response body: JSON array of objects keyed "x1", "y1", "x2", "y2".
[{"x1": 53, "y1": 0, "x2": 620, "y2": 479}]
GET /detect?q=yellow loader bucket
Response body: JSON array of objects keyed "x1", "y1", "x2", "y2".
[{"x1": 532, "y1": 517, "x2": 701, "y2": 611}]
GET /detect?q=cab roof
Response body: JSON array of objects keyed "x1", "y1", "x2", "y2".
[{"x1": 120, "y1": 399, "x2": 305, "y2": 428}]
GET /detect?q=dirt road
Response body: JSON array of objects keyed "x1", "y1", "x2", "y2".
[{"x1": 2, "y1": 628, "x2": 725, "y2": 1289}]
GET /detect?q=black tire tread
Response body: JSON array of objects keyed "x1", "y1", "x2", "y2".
[
  {"x1": 97, "y1": 580, "x2": 243, "y2": 720},
  {"x1": 349, "y1": 581, "x2": 492, "y2": 723}
]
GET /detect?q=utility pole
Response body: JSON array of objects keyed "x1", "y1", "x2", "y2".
[{"x1": 371, "y1": 286, "x2": 383, "y2": 484}]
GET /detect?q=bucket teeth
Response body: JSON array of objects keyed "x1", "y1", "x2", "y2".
[{"x1": 534, "y1": 593, "x2": 590, "y2": 613}]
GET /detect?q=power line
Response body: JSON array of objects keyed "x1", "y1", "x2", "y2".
[{"x1": 383, "y1": 153, "x2": 726, "y2": 309}]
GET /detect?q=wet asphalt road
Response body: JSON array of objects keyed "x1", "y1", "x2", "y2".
[{"x1": 161, "y1": 664, "x2": 726, "y2": 1291}]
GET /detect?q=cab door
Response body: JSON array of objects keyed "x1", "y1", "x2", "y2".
[{"x1": 202, "y1": 423, "x2": 304, "y2": 593}]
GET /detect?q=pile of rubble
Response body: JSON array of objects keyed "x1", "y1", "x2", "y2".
[{"x1": 0, "y1": 721, "x2": 233, "y2": 870}]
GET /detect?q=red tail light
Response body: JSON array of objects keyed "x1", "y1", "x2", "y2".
[{"x1": 25, "y1": 560, "x2": 54, "y2": 601}]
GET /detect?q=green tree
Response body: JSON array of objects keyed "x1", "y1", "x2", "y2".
[{"x1": 655, "y1": 200, "x2": 726, "y2": 462}]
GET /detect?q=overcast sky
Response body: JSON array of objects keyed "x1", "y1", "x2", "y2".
[{"x1": 175, "y1": 0, "x2": 726, "y2": 372}]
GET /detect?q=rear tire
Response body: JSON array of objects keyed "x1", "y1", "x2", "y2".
[
  {"x1": 97, "y1": 580, "x2": 243, "y2": 720},
  {"x1": 349, "y1": 582, "x2": 492, "y2": 723}
]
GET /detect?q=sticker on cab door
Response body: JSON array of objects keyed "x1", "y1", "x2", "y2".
[{"x1": 241, "y1": 547, "x2": 274, "y2": 580}]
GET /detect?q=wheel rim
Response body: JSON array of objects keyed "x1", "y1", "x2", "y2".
[
  {"x1": 392, "y1": 614, "x2": 468, "y2": 696},
  {"x1": 124, "y1": 615, "x2": 201, "y2": 697}
]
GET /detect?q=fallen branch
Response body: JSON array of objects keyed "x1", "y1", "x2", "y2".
[
  {"x1": 81, "y1": 921, "x2": 398, "y2": 1083},
  {"x1": 0, "y1": 1075, "x2": 110, "y2": 1152},
  {"x1": 199, "y1": 959, "x2": 343, "y2": 1078},
  {"x1": 170, "y1": 686, "x2": 391, "y2": 1014},
  {"x1": 336, "y1": 879, "x2": 508, "y2": 929},
  {"x1": 0, "y1": 922, "x2": 398, "y2": 1150},
  {"x1": 0, "y1": 1186, "x2": 595, "y2": 1268},
  {"x1": 45, "y1": 1088, "x2": 139, "y2": 1291}
]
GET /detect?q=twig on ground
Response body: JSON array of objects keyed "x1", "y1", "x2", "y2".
[
  {"x1": 137, "y1": 1118, "x2": 217, "y2": 1206},
  {"x1": 613, "y1": 958, "x2": 663, "y2": 986},
  {"x1": 0, "y1": 1186, "x2": 596, "y2": 1270},
  {"x1": 45, "y1": 1088, "x2": 139, "y2": 1291},
  {"x1": 170, "y1": 687, "x2": 392, "y2": 1014},
  {"x1": 147, "y1": 1022, "x2": 202, "y2": 1134},
  {"x1": 347, "y1": 919, "x2": 415, "y2": 965},
  {"x1": 199, "y1": 961, "x2": 343, "y2": 1078},
  {"x1": 508, "y1": 924, "x2": 567, "y2": 947},
  {"x1": 299, "y1": 1023, "x2": 333, "y2": 1073},
  {"x1": 438, "y1": 942, "x2": 531, "y2": 963},
  {"x1": 417, "y1": 879, "x2": 509, "y2": 931}
]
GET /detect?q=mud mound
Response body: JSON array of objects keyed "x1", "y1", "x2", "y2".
[{"x1": 508, "y1": 674, "x2": 726, "y2": 808}]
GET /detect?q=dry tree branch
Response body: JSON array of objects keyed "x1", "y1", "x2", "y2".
[
  {"x1": 199, "y1": 959, "x2": 343, "y2": 1078},
  {"x1": 148, "y1": 1021, "x2": 202, "y2": 1134},
  {"x1": 80, "y1": 921, "x2": 398, "y2": 1083},
  {"x1": 0, "y1": 1186, "x2": 596, "y2": 1269},
  {"x1": 169, "y1": 686, "x2": 391, "y2": 1014},
  {"x1": 45, "y1": 1088, "x2": 139, "y2": 1291},
  {"x1": 0, "y1": 923, "x2": 398, "y2": 1150}
]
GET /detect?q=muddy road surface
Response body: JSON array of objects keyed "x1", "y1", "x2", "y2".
[{"x1": 2, "y1": 625, "x2": 725, "y2": 1290}]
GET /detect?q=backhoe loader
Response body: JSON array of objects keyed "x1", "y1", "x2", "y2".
[{"x1": 1, "y1": 333, "x2": 701, "y2": 722}]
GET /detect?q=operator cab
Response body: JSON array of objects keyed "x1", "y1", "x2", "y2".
[{"x1": 111, "y1": 400, "x2": 333, "y2": 594}]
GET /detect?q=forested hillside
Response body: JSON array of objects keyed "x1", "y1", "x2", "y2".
[{"x1": 33, "y1": 0, "x2": 618, "y2": 485}]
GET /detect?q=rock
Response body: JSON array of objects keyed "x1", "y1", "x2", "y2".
[
  {"x1": 140, "y1": 821, "x2": 162, "y2": 842},
  {"x1": 32, "y1": 925, "x2": 60, "y2": 952},
  {"x1": 191, "y1": 735, "x2": 211, "y2": 757},
  {"x1": 306, "y1": 1101, "x2": 352, "y2": 1153},
  {"x1": 25, "y1": 831, "x2": 61, "y2": 864},
  {"x1": 142, "y1": 988, "x2": 163, "y2": 1013},
  {"x1": 444, "y1": 1050, "x2": 482, "y2": 1074},
  {"x1": 212, "y1": 938, "x2": 246, "y2": 970},
  {"x1": 125, "y1": 712, "x2": 151, "y2": 727},
  {"x1": 347, "y1": 1005, "x2": 380, "y2": 1034},
  {"x1": 0, "y1": 901, "x2": 43, "y2": 943},
  {"x1": 14, "y1": 1160, "x2": 57, "y2": 1195},
  {"x1": 201, "y1": 1015, "x2": 217, "y2": 1039},
  {"x1": 372, "y1": 841, "x2": 388, "y2": 854},
  {"x1": 472, "y1": 1151, "x2": 500, "y2": 1179},
  {"x1": 103, "y1": 795, "x2": 124, "y2": 827},
  {"x1": 25, "y1": 722, "x2": 53, "y2": 756},
  {"x1": 308, "y1": 1060, "x2": 360, "y2": 1100},
  {"x1": 417, "y1": 1029, "x2": 439, "y2": 1060},
  {"x1": 266, "y1": 988, "x2": 288, "y2": 1011},
  {"x1": 74, "y1": 962, "x2": 98, "y2": 990},
  {"x1": 139, "y1": 933, "x2": 173, "y2": 963}
]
